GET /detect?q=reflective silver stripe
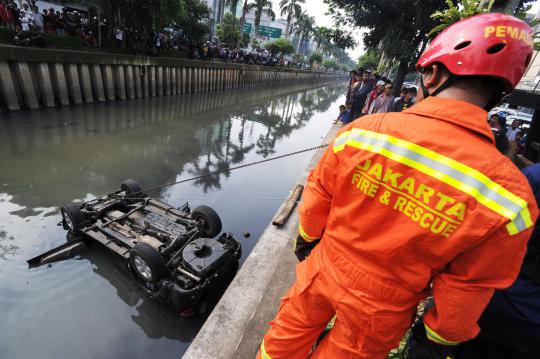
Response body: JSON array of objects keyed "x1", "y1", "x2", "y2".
[
  {"x1": 347, "y1": 132, "x2": 529, "y2": 232},
  {"x1": 513, "y1": 210, "x2": 526, "y2": 232},
  {"x1": 334, "y1": 133, "x2": 348, "y2": 148}
]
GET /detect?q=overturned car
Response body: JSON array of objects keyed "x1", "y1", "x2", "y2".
[{"x1": 28, "y1": 179, "x2": 242, "y2": 315}]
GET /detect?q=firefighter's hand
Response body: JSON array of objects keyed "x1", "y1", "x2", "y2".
[
  {"x1": 294, "y1": 235, "x2": 320, "y2": 262},
  {"x1": 408, "y1": 320, "x2": 455, "y2": 359}
]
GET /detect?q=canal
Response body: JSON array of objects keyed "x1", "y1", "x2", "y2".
[{"x1": 0, "y1": 82, "x2": 345, "y2": 358}]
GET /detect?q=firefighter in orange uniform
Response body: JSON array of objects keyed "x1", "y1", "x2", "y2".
[{"x1": 257, "y1": 13, "x2": 539, "y2": 359}]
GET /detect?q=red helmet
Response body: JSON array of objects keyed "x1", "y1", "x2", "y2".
[{"x1": 417, "y1": 13, "x2": 534, "y2": 92}]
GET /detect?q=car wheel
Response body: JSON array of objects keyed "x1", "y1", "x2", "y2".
[
  {"x1": 61, "y1": 202, "x2": 86, "y2": 233},
  {"x1": 129, "y1": 243, "x2": 168, "y2": 284},
  {"x1": 121, "y1": 179, "x2": 143, "y2": 202},
  {"x1": 191, "y1": 205, "x2": 222, "y2": 238}
]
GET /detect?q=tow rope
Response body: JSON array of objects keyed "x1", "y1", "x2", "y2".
[{"x1": 125, "y1": 143, "x2": 330, "y2": 197}]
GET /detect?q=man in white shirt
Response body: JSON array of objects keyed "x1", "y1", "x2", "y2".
[{"x1": 507, "y1": 119, "x2": 522, "y2": 141}]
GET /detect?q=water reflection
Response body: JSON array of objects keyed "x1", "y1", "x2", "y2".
[
  {"x1": 0, "y1": 83, "x2": 345, "y2": 359},
  {"x1": 0, "y1": 83, "x2": 344, "y2": 207}
]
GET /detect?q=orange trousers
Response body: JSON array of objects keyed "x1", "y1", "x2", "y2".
[{"x1": 257, "y1": 241, "x2": 420, "y2": 359}]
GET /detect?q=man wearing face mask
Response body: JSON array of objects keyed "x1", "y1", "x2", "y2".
[{"x1": 258, "y1": 13, "x2": 538, "y2": 359}]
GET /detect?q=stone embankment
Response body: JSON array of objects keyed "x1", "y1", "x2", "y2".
[{"x1": 0, "y1": 45, "x2": 344, "y2": 112}]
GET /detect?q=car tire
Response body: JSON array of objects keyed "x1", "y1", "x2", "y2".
[
  {"x1": 121, "y1": 179, "x2": 143, "y2": 202},
  {"x1": 129, "y1": 243, "x2": 168, "y2": 284},
  {"x1": 191, "y1": 205, "x2": 222, "y2": 238},
  {"x1": 61, "y1": 202, "x2": 86, "y2": 233}
]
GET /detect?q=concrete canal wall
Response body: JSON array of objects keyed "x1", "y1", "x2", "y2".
[
  {"x1": 0, "y1": 45, "x2": 344, "y2": 112},
  {"x1": 0, "y1": 82, "x2": 339, "y2": 156}
]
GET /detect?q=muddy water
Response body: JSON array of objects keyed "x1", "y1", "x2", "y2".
[{"x1": 0, "y1": 83, "x2": 345, "y2": 358}]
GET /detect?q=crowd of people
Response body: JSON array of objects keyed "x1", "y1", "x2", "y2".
[
  {"x1": 338, "y1": 67, "x2": 529, "y2": 164},
  {"x1": 489, "y1": 112, "x2": 528, "y2": 157},
  {"x1": 0, "y1": 1, "x2": 123, "y2": 48},
  {"x1": 0, "y1": 1, "x2": 310, "y2": 69},
  {"x1": 337, "y1": 68, "x2": 418, "y2": 124},
  {"x1": 189, "y1": 41, "x2": 308, "y2": 68}
]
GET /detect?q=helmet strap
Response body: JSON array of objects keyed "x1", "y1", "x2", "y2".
[
  {"x1": 421, "y1": 73, "x2": 456, "y2": 100},
  {"x1": 421, "y1": 69, "x2": 503, "y2": 110},
  {"x1": 484, "y1": 94, "x2": 504, "y2": 111}
]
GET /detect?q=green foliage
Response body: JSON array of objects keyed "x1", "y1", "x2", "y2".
[
  {"x1": 250, "y1": 0, "x2": 276, "y2": 34},
  {"x1": 309, "y1": 53, "x2": 323, "y2": 64},
  {"x1": 240, "y1": 32, "x2": 251, "y2": 47},
  {"x1": 178, "y1": 0, "x2": 211, "y2": 42},
  {"x1": 357, "y1": 50, "x2": 380, "y2": 70},
  {"x1": 322, "y1": 59, "x2": 339, "y2": 70},
  {"x1": 252, "y1": 38, "x2": 262, "y2": 51},
  {"x1": 429, "y1": 0, "x2": 495, "y2": 38},
  {"x1": 280, "y1": 0, "x2": 305, "y2": 38},
  {"x1": 326, "y1": 28, "x2": 356, "y2": 50},
  {"x1": 46, "y1": 34, "x2": 84, "y2": 48},
  {"x1": 0, "y1": 27, "x2": 85, "y2": 49},
  {"x1": 514, "y1": 2, "x2": 540, "y2": 50},
  {"x1": 265, "y1": 38, "x2": 294, "y2": 56},
  {"x1": 217, "y1": 13, "x2": 241, "y2": 48},
  {"x1": 67, "y1": 0, "x2": 209, "y2": 41},
  {"x1": 0, "y1": 27, "x2": 15, "y2": 43},
  {"x1": 324, "y1": 0, "x2": 448, "y2": 63}
]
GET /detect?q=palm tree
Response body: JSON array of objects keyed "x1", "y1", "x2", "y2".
[
  {"x1": 251, "y1": 0, "x2": 276, "y2": 39},
  {"x1": 312, "y1": 26, "x2": 332, "y2": 53},
  {"x1": 292, "y1": 11, "x2": 314, "y2": 55},
  {"x1": 279, "y1": 0, "x2": 304, "y2": 39},
  {"x1": 238, "y1": 0, "x2": 254, "y2": 47}
]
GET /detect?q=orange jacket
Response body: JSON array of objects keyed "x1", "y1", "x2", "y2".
[{"x1": 299, "y1": 96, "x2": 538, "y2": 344}]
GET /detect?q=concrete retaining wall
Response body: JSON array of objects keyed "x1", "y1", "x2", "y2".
[
  {"x1": 183, "y1": 124, "x2": 342, "y2": 359},
  {"x1": 0, "y1": 45, "x2": 345, "y2": 112}
]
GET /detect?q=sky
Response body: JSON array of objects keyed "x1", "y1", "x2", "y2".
[
  {"x1": 271, "y1": 0, "x2": 366, "y2": 61},
  {"x1": 272, "y1": 0, "x2": 540, "y2": 62}
]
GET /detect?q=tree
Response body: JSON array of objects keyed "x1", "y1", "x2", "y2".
[
  {"x1": 292, "y1": 11, "x2": 314, "y2": 54},
  {"x1": 429, "y1": 0, "x2": 494, "y2": 38},
  {"x1": 322, "y1": 59, "x2": 340, "y2": 70},
  {"x1": 252, "y1": 0, "x2": 276, "y2": 38},
  {"x1": 324, "y1": 0, "x2": 448, "y2": 95},
  {"x1": 217, "y1": 13, "x2": 241, "y2": 47},
  {"x1": 67, "y1": 0, "x2": 209, "y2": 42},
  {"x1": 238, "y1": 0, "x2": 254, "y2": 47},
  {"x1": 178, "y1": 0, "x2": 211, "y2": 42},
  {"x1": 279, "y1": 0, "x2": 305, "y2": 39},
  {"x1": 265, "y1": 38, "x2": 294, "y2": 59},
  {"x1": 357, "y1": 50, "x2": 380, "y2": 70},
  {"x1": 312, "y1": 26, "x2": 331, "y2": 52},
  {"x1": 309, "y1": 53, "x2": 323, "y2": 66}
]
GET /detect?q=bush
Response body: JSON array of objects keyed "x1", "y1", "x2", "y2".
[
  {"x1": 0, "y1": 27, "x2": 16, "y2": 43},
  {"x1": 322, "y1": 60, "x2": 339, "y2": 70},
  {"x1": 264, "y1": 38, "x2": 294, "y2": 57},
  {"x1": 46, "y1": 34, "x2": 84, "y2": 48},
  {"x1": 216, "y1": 13, "x2": 240, "y2": 48},
  {"x1": 309, "y1": 53, "x2": 323, "y2": 65},
  {"x1": 0, "y1": 27, "x2": 84, "y2": 49}
]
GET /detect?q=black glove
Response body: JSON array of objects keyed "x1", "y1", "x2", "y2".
[
  {"x1": 408, "y1": 320, "x2": 456, "y2": 359},
  {"x1": 294, "y1": 235, "x2": 320, "y2": 262}
]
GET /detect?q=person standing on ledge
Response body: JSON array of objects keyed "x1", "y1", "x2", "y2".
[{"x1": 258, "y1": 13, "x2": 538, "y2": 359}]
